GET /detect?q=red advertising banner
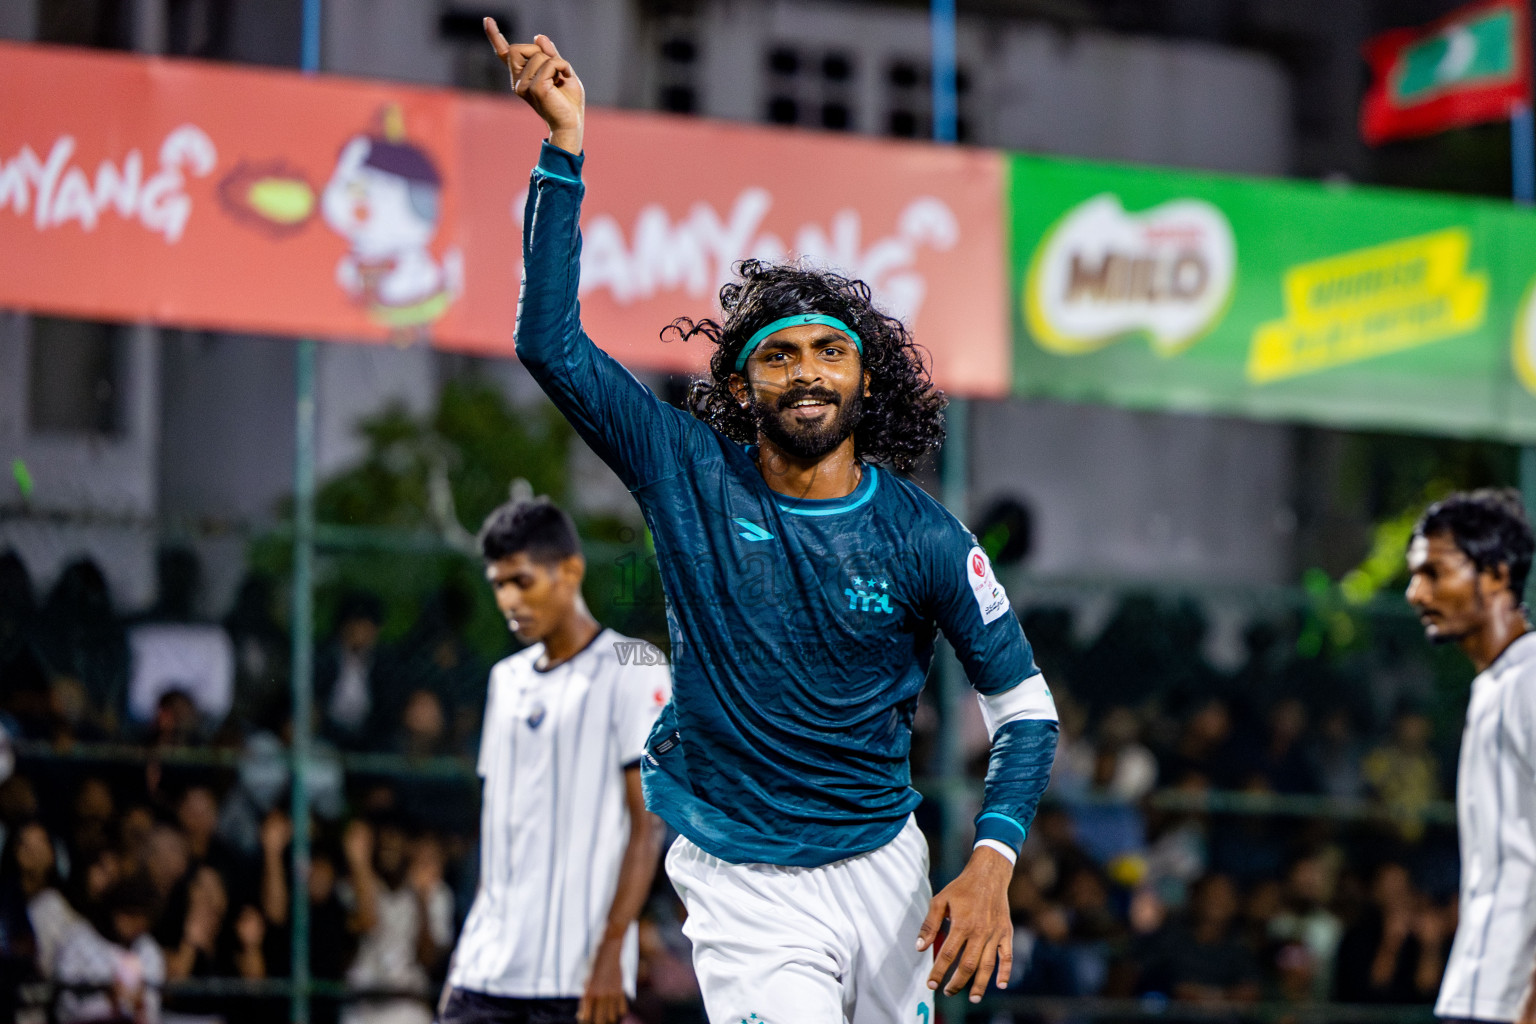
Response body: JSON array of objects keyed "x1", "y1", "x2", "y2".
[{"x1": 0, "y1": 43, "x2": 1008, "y2": 395}]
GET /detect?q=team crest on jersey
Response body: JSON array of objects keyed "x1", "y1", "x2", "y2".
[
  {"x1": 525, "y1": 701, "x2": 546, "y2": 729},
  {"x1": 844, "y1": 573, "x2": 895, "y2": 614}
]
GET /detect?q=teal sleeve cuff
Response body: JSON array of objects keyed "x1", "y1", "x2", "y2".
[
  {"x1": 536, "y1": 140, "x2": 584, "y2": 183},
  {"x1": 973, "y1": 812, "x2": 1028, "y2": 853}
]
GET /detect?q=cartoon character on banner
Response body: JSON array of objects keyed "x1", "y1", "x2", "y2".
[
  {"x1": 217, "y1": 104, "x2": 462, "y2": 341},
  {"x1": 321, "y1": 106, "x2": 462, "y2": 338}
]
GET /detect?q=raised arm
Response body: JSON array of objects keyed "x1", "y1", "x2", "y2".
[{"x1": 484, "y1": 21, "x2": 705, "y2": 490}]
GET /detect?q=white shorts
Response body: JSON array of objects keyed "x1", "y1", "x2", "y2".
[{"x1": 665, "y1": 815, "x2": 935, "y2": 1024}]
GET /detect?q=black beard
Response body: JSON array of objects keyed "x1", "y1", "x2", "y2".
[{"x1": 751, "y1": 385, "x2": 863, "y2": 461}]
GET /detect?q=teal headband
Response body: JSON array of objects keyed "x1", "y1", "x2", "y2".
[{"x1": 734, "y1": 314, "x2": 863, "y2": 371}]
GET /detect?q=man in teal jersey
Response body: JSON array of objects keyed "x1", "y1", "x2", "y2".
[{"x1": 485, "y1": 23, "x2": 1058, "y2": 1022}]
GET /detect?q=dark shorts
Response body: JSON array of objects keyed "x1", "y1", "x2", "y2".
[{"x1": 437, "y1": 988, "x2": 580, "y2": 1024}]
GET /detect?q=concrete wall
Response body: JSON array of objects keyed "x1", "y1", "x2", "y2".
[
  {"x1": 990, "y1": 25, "x2": 1292, "y2": 174},
  {"x1": 0, "y1": 313, "x2": 163, "y2": 609},
  {"x1": 971, "y1": 398, "x2": 1295, "y2": 586}
]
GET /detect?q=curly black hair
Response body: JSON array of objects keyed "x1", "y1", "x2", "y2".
[{"x1": 664, "y1": 260, "x2": 948, "y2": 473}]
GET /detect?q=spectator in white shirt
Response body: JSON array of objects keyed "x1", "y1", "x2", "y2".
[
  {"x1": 337, "y1": 818, "x2": 453, "y2": 1024},
  {"x1": 54, "y1": 876, "x2": 165, "y2": 1024}
]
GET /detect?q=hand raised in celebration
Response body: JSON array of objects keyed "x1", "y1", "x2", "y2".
[{"x1": 483, "y1": 20, "x2": 585, "y2": 155}]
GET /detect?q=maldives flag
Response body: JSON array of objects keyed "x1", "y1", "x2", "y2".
[{"x1": 1362, "y1": 0, "x2": 1531, "y2": 144}]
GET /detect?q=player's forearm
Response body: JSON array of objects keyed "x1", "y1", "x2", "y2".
[
  {"x1": 599, "y1": 813, "x2": 663, "y2": 945},
  {"x1": 261, "y1": 852, "x2": 288, "y2": 925},
  {"x1": 515, "y1": 142, "x2": 587, "y2": 382},
  {"x1": 347, "y1": 866, "x2": 381, "y2": 935},
  {"x1": 974, "y1": 717, "x2": 1058, "y2": 861}
]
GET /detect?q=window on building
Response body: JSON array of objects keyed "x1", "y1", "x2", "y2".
[
  {"x1": 884, "y1": 58, "x2": 973, "y2": 142},
  {"x1": 28, "y1": 317, "x2": 126, "y2": 438},
  {"x1": 38, "y1": 0, "x2": 132, "y2": 49},
  {"x1": 763, "y1": 43, "x2": 857, "y2": 132},
  {"x1": 656, "y1": 20, "x2": 701, "y2": 114},
  {"x1": 166, "y1": 0, "x2": 231, "y2": 58},
  {"x1": 442, "y1": 8, "x2": 516, "y2": 92}
]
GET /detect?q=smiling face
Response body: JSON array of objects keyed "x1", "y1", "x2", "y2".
[
  {"x1": 485, "y1": 551, "x2": 584, "y2": 645},
  {"x1": 730, "y1": 323, "x2": 868, "y2": 462},
  {"x1": 1405, "y1": 531, "x2": 1506, "y2": 644}
]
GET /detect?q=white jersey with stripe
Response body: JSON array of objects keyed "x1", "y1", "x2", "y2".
[
  {"x1": 1437, "y1": 631, "x2": 1536, "y2": 1023},
  {"x1": 448, "y1": 628, "x2": 671, "y2": 999}
]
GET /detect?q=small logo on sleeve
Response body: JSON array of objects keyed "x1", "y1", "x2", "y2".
[{"x1": 966, "y1": 546, "x2": 1010, "y2": 625}]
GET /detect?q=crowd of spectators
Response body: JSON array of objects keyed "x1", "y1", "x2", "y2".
[{"x1": 0, "y1": 546, "x2": 1469, "y2": 1022}]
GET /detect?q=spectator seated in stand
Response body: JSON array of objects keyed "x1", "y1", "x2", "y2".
[
  {"x1": 1242, "y1": 698, "x2": 1320, "y2": 795},
  {"x1": 315, "y1": 594, "x2": 386, "y2": 752},
  {"x1": 1333, "y1": 861, "x2": 1450, "y2": 1005},
  {"x1": 1131, "y1": 872, "x2": 1262, "y2": 1004},
  {"x1": 1362, "y1": 707, "x2": 1443, "y2": 843},
  {"x1": 2, "y1": 818, "x2": 83, "y2": 985},
  {"x1": 126, "y1": 548, "x2": 235, "y2": 732},
  {"x1": 54, "y1": 875, "x2": 166, "y2": 1024},
  {"x1": 337, "y1": 816, "x2": 453, "y2": 1024},
  {"x1": 223, "y1": 574, "x2": 291, "y2": 736},
  {"x1": 36, "y1": 558, "x2": 129, "y2": 737}
]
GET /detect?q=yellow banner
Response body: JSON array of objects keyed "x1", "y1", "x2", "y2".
[{"x1": 1247, "y1": 228, "x2": 1487, "y2": 384}]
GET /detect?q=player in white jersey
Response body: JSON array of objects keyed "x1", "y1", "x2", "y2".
[
  {"x1": 1405, "y1": 489, "x2": 1536, "y2": 1024},
  {"x1": 440, "y1": 499, "x2": 670, "y2": 1024}
]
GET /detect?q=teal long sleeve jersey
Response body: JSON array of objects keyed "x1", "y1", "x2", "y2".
[{"x1": 517, "y1": 142, "x2": 1057, "y2": 867}]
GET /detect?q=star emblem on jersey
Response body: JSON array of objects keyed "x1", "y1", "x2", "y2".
[{"x1": 845, "y1": 573, "x2": 895, "y2": 614}]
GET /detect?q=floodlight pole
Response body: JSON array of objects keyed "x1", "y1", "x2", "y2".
[{"x1": 289, "y1": 2, "x2": 322, "y2": 1023}]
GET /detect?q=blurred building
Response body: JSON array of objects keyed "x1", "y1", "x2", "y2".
[{"x1": 0, "y1": 0, "x2": 1474, "y2": 612}]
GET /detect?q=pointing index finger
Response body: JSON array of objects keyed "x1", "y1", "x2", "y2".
[{"x1": 483, "y1": 17, "x2": 510, "y2": 57}]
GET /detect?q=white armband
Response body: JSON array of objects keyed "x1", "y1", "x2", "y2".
[{"x1": 976, "y1": 673, "x2": 1057, "y2": 741}]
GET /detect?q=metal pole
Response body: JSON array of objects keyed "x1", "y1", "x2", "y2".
[
  {"x1": 290, "y1": 3, "x2": 322, "y2": 1022},
  {"x1": 1514, "y1": 106, "x2": 1536, "y2": 605},
  {"x1": 931, "y1": 0, "x2": 968, "y2": 894},
  {"x1": 1514, "y1": 103, "x2": 1534, "y2": 205},
  {"x1": 937, "y1": 396, "x2": 970, "y2": 861},
  {"x1": 932, "y1": 12, "x2": 973, "y2": 1015},
  {"x1": 930, "y1": 0, "x2": 959, "y2": 144},
  {"x1": 289, "y1": 340, "x2": 316, "y2": 1024}
]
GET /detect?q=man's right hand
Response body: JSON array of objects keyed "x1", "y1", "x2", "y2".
[{"x1": 484, "y1": 20, "x2": 585, "y2": 155}]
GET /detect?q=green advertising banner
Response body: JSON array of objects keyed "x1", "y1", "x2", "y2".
[{"x1": 1008, "y1": 153, "x2": 1536, "y2": 441}]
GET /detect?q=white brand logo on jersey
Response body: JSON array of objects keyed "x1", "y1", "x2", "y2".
[{"x1": 966, "y1": 546, "x2": 1010, "y2": 625}]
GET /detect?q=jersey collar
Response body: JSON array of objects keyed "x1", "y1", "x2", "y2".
[{"x1": 744, "y1": 446, "x2": 880, "y2": 517}]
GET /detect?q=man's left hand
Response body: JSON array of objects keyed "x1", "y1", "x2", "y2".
[
  {"x1": 917, "y1": 845, "x2": 1015, "y2": 1003},
  {"x1": 578, "y1": 938, "x2": 628, "y2": 1024}
]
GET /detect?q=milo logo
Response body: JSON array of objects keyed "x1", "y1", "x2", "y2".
[{"x1": 1024, "y1": 193, "x2": 1236, "y2": 357}]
